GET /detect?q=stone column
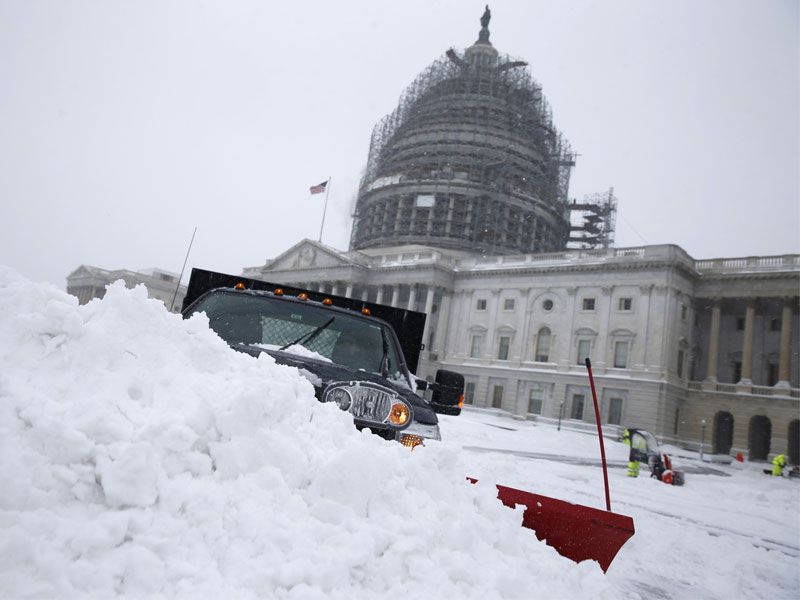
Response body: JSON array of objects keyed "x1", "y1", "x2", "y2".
[
  {"x1": 739, "y1": 298, "x2": 756, "y2": 384},
  {"x1": 330, "y1": 282, "x2": 339, "y2": 296},
  {"x1": 599, "y1": 285, "x2": 614, "y2": 369},
  {"x1": 777, "y1": 297, "x2": 794, "y2": 387},
  {"x1": 706, "y1": 299, "x2": 721, "y2": 382},
  {"x1": 361, "y1": 287, "x2": 369, "y2": 302},
  {"x1": 421, "y1": 286, "x2": 435, "y2": 354},
  {"x1": 390, "y1": 285, "x2": 400, "y2": 307},
  {"x1": 560, "y1": 287, "x2": 579, "y2": 370},
  {"x1": 433, "y1": 291, "x2": 452, "y2": 360},
  {"x1": 375, "y1": 286, "x2": 384, "y2": 305},
  {"x1": 345, "y1": 283, "x2": 353, "y2": 298},
  {"x1": 407, "y1": 284, "x2": 417, "y2": 311},
  {"x1": 484, "y1": 289, "x2": 501, "y2": 359}
]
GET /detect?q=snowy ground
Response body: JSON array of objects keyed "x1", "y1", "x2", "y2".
[
  {"x1": 1, "y1": 268, "x2": 798, "y2": 599},
  {"x1": 442, "y1": 410, "x2": 800, "y2": 599}
]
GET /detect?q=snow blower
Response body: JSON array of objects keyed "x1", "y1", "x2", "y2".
[{"x1": 471, "y1": 358, "x2": 635, "y2": 572}]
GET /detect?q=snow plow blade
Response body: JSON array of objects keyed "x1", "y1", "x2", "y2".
[{"x1": 492, "y1": 483, "x2": 635, "y2": 572}]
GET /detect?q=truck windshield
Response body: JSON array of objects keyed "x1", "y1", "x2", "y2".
[{"x1": 190, "y1": 291, "x2": 405, "y2": 378}]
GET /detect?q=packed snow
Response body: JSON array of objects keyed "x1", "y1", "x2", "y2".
[{"x1": 1, "y1": 268, "x2": 797, "y2": 599}]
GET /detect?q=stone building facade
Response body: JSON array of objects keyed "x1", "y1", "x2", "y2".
[
  {"x1": 243, "y1": 239, "x2": 800, "y2": 463},
  {"x1": 66, "y1": 265, "x2": 187, "y2": 312}
]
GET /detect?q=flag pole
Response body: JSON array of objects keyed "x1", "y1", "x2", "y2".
[{"x1": 318, "y1": 176, "x2": 331, "y2": 243}]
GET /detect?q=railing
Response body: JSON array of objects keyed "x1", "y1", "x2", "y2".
[
  {"x1": 688, "y1": 380, "x2": 799, "y2": 399},
  {"x1": 716, "y1": 383, "x2": 738, "y2": 393},
  {"x1": 694, "y1": 254, "x2": 800, "y2": 273},
  {"x1": 752, "y1": 385, "x2": 780, "y2": 396},
  {"x1": 461, "y1": 246, "x2": 653, "y2": 270},
  {"x1": 374, "y1": 246, "x2": 798, "y2": 279}
]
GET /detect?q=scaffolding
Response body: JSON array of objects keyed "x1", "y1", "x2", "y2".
[
  {"x1": 568, "y1": 188, "x2": 618, "y2": 250},
  {"x1": 349, "y1": 17, "x2": 577, "y2": 256}
]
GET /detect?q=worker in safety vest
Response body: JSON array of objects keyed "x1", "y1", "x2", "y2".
[
  {"x1": 772, "y1": 454, "x2": 786, "y2": 476},
  {"x1": 622, "y1": 429, "x2": 639, "y2": 477}
]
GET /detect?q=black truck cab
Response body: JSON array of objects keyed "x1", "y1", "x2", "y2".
[{"x1": 182, "y1": 269, "x2": 463, "y2": 447}]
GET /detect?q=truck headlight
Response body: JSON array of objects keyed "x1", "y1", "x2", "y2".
[
  {"x1": 326, "y1": 386, "x2": 352, "y2": 411},
  {"x1": 323, "y1": 381, "x2": 412, "y2": 430}
]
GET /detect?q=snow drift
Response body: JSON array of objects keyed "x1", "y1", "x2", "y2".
[{"x1": 0, "y1": 268, "x2": 612, "y2": 598}]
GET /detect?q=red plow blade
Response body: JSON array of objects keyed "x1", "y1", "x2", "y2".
[{"x1": 494, "y1": 484, "x2": 634, "y2": 572}]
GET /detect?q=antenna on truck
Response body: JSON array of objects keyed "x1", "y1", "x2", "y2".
[{"x1": 169, "y1": 227, "x2": 197, "y2": 312}]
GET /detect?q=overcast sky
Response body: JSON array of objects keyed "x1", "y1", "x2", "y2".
[{"x1": 1, "y1": 0, "x2": 798, "y2": 288}]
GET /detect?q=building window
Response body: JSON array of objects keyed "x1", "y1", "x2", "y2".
[
  {"x1": 736, "y1": 317, "x2": 745, "y2": 331},
  {"x1": 677, "y1": 349, "x2": 685, "y2": 378},
  {"x1": 680, "y1": 304, "x2": 688, "y2": 321},
  {"x1": 470, "y1": 335, "x2": 483, "y2": 358},
  {"x1": 673, "y1": 408, "x2": 680, "y2": 435},
  {"x1": 571, "y1": 394, "x2": 585, "y2": 420},
  {"x1": 535, "y1": 327, "x2": 551, "y2": 362},
  {"x1": 608, "y1": 398, "x2": 623, "y2": 425},
  {"x1": 542, "y1": 299, "x2": 554, "y2": 311},
  {"x1": 503, "y1": 298, "x2": 515, "y2": 311},
  {"x1": 528, "y1": 389, "x2": 544, "y2": 415},
  {"x1": 497, "y1": 336, "x2": 510, "y2": 360},
  {"x1": 476, "y1": 299, "x2": 487, "y2": 311},
  {"x1": 614, "y1": 341, "x2": 629, "y2": 368},
  {"x1": 464, "y1": 382, "x2": 475, "y2": 404},
  {"x1": 618, "y1": 298, "x2": 632, "y2": 311},
  {"x1": 770, "y1": 318, "x2": 781, "y2": 332},
  {"x1": 577, "y1": 340, "x2": 591, "y2": 365},
  {"x1": 492, "y1": 385, "x2": 504, "y2": 409},
  {"x1": 582, "y1": 298, "x2": 596, "y2": 311},
  {"x1": 733, "y1": 361, "x2": 742, "y2": 382}
]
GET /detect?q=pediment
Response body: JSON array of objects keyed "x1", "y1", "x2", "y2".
[
  {"x1": 66, "y1": 264, "x2": 107, "y2": 281},
  {"x1": 263, "y1": 239, "x2": 353, "y2": 272}
]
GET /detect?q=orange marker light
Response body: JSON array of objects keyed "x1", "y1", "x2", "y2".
[
  {"x1": 234, "y1": 283, "x2": 245, "y2": 290},
  {"x1": 298, "y1": 293, "x2": 308, "y2": 300},
  {"x1": 389, "y1": 403, "x2": 409, "y2": 426},
  {"x1": 361, "y1": 308, "x2": 371, "y2": 315},
  {"x1": 323, "y1": 298, "x2": 333, "y2": 306},
  {"x1": 274, "y1": 288, "x2": 284, "y2": 296}
]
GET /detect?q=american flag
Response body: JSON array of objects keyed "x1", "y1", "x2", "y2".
[{"x1": 309, "y1": 181, "x2": 328, "y2": 195}]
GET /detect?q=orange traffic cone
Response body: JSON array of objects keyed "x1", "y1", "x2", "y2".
[{"x1": 736, "y1": 452, "x2": 744, "y2": 462}]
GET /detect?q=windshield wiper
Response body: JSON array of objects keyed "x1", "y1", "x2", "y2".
[
  {"x1": 379, "y1": 326, "x2": 391, "y2": 377},
  {"x1": 279, "y1": 317, "x2": 335, "y2": 351}
]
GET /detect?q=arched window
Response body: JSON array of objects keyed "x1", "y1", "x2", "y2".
[{"x1": 535, "y1": 327, "x2": 551, "y2": 362}]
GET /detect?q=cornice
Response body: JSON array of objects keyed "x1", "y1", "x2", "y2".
[{"x1": 454, "y1": 259, "x2": 700, "y2": 280}]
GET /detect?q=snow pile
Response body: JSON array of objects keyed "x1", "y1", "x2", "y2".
[{"x1": 0, "y1": 269, "x2": 612, "y2": 598}]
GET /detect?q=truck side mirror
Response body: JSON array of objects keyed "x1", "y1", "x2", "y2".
[{"x1": 430, "y1": 369, "x2": 464, "y2": 415}]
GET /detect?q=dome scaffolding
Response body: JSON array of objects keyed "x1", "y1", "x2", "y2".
[{"x1": 349, "y1": 17, "x2": 577, "y2": 256}]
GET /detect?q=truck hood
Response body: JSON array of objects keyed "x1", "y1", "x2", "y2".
[{"x1": 233, "y1": 343, "x2": 439, "y2": 426}]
